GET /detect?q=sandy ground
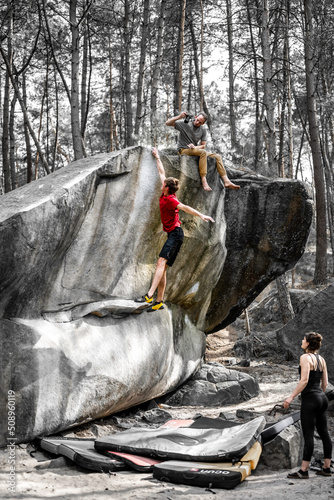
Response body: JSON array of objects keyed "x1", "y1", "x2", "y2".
[{"x1": 2, "y1": 331, "x2": 334, "y2": 500}]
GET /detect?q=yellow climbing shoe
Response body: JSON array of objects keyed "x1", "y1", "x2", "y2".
[
  {"x1": 147, "y1": 301, "x2": 164, "y2": 312},
  {"x1": 134, "y1": 294, "x2": 153, "y2": 304}
]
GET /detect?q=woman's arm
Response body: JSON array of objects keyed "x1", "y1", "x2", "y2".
[
  {"x1": 283, "y1": 354, "x2": 310, "y2": 409},
  {"x1": 321, "y1": 358, "x2": 328, "y2": 392}
]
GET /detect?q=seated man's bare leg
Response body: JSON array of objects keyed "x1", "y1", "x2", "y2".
[
  {"x1": 201, "y1": 175, "x2": 212, "y2": 191},
  {"x1": 221, "y1": 174, "x2": 240, "y2": 190}
]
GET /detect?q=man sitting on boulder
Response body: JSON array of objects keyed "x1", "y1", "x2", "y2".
[
  {"x1": 135, "y1": 147, "x2": 215, "y2": 312},
  {"x1": 166, "y1": 111, "x2": 240, "y2": 192}
]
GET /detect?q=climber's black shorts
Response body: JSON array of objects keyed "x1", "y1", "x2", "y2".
[{"x1": 159, "y1": 226, "x2": 184, "y2": 267}]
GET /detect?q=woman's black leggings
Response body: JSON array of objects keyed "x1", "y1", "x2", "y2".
[{"x1": 301, "y1": 392, "x2": 332, "y2": 462}]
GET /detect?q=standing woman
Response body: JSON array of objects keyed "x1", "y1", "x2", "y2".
[{"x1": 283, "y1": 332, "x2": 332, "y2": 478}]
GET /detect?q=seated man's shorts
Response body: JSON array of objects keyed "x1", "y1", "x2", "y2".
[{"x1": 159, "y1": 226, "x2": 184, "y2": 267}]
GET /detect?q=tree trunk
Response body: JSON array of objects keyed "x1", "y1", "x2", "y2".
[
  {"x1": 246, "y1": 0, "x2": 262, "y2": 170},
  {"x1": 22, "y1": 72, "x2": 33, "y2": 183},
  {"x1": 70, "y1": 0, "x2": 85, "y2": 160},
  {"x1": 9, "y1": 92, "x2": 17, "y2": 189},
  {"x1": 0, "y1": 44, "x2": 50, "y2": 174},
  {"x1": 41, "y1": 0, "x2": 71, "y2": 102},
  {"x1": 278, "y1": 39, "x2": 287, "y2": 178},
  {"x1": 322, "y1": 145, "x2": 334, "y2": 273},
  {"x1": 304, "y1": 0, "x2": 327, "y2": 284},
  {"x1": 226, "y1": 0, "x2": 238, "y2": 152},
  {"x1": 174, "y1": 24, "x2": 181, "y2": 115},
  {"x1": 189, "y1": 20, "x2": 212, "y2": 131},
  {"x1": 81, "y1": 17, "x2": 88, "y2": 141},
  {"x1": 123, "y1": 0, "x2": 134, "y2": 146},
  {"x1": 135, "y1": 0, "x2": 149, "y2": 136},
  {"x1": 178, "y1": 0, "x2": 187, "y2": 111},
  {"x1": 151, "y1": 0, "x2": 166, "y2": 143},
  {"x1": 276, "y1": 275, "x2": 294, "y2": 324},
  {"x1": 199, "y1": 0, "x2": 204, "y2": 111},
  {"x1": 261, "y1": 0, "x2": 276, "y2": 176},
  {"x1": 2, "y1": 1, "x2": 12, "y2": 193}
]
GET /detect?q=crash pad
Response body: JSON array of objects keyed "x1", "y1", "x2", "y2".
[
  {"x1": 261, "y1": 411, "x2": 300, "y2": 444},
  {"x1": 39, "y1": 437, "x2": 127, "y2": 472},
  {"x1": 153, "y1": 460, "x2": 249, "y2": 489},
  {"x1": 94, "y1": 416, "x2": 265, "y2": 462},
  {"x1": 152, "y1": 440, "x2": 261, "y2": 489}
]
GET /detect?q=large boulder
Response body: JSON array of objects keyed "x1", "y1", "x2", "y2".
[
  {"x1": 0, "y1": 146, "x2": 312, "y2": 445},
  {"x1": 260, "y1": 423, "x2": 303, "y2": 469},
  {"x1": 276, "y1": 282, "x2": 334, "y2": 381},
  {"x1": 161, "y1": 362, "x2": 259, "y2": 406},
  {"x1": 204, "y1": 174, "x2": 313, "y2": 332}
]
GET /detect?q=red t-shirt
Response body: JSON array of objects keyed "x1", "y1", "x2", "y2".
[{"x1": 159, "y1": 194, "x2": 181, "y2": 232}]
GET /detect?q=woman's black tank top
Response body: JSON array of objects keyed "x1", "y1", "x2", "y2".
[{"x1": 299, "y1": 353, "x2": 323, "y2": 397}]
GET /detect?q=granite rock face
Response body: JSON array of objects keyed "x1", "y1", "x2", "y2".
[
  {"x1": 260, "y1": 423, "x2": 303, "y2": 469},
  {"x1": 276, "y1": 283, "x2": 334, "y2": 381},
  {"x1": 0, "y1": 146, "x2": 312, "y2": 445},
  {"x1": 204, "y1": 175, "x2": 313, "y2": 332},
  {"x1": 161, "y1": 362, "x2": 259, "y2": 406}
]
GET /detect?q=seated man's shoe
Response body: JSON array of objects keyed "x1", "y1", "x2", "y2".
[
  {"x1": 134, "y1": 294, "x2": 153, "y2": 304},
  {"x1": 147, "y1": 301, "x2": 164, "y2": 312}
]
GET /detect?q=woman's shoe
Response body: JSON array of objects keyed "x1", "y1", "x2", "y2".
[
  {"x1": 287, "y1": 469, "x2": 309, "y2": 479},
  {"x1": 316, "y1": 468, "x2": 332, "y2": 476}
]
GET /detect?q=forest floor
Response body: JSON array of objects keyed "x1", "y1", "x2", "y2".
[
  {"x1": 2, "y1": 232, "x2": 334, "y2": 499},
  {"x1": 3, "y1": 329, "x2": 334, "y2": 500}
]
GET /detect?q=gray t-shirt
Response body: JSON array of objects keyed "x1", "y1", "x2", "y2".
[{"x1": 174, "y1": 119, "x2": 207, "y2": 150}]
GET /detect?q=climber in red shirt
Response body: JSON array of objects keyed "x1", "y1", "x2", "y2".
[{"x1": 135, "y1": 147, "x2": 215, "y2": 312}]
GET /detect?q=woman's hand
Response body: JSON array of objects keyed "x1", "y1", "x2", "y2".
[{"x1": 283, "y1": 396, "x2": 293, "y2": 409}]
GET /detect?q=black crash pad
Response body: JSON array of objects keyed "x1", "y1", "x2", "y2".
[
  {"x1": 39, "y1": 437, "x2": 127, "y2": 472},
  {"x1": 94, "y1": 416, "x2": 266, "y2": 462}
]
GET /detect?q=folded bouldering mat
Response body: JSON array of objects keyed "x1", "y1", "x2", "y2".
[
  {"x1": 187, "y1": 412, "x2": 300, "y2": 447},
  {"x1": 152, "y1": 440, "x2": 262, "y2": 489},
  {"x1": 238, "y1": 440, "x2": 262, "y2": 470},
  {"x1": 261, "y1": 411, "x2": 300, "y2": 444},
  {"x1": 39, "y1": 437, "x2": 127, "y2": 472},
  {"x1": 94, "y1": 416, "x2": 265, "y2": 462},
  {"x1": 153, "y1": 460, "x2": 249, "y2": 489}
]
